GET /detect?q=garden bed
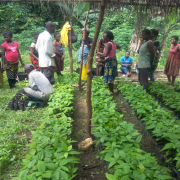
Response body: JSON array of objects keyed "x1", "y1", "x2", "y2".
[{"x1": 116, "y1": 90, "x2": 178, "y2": 179}]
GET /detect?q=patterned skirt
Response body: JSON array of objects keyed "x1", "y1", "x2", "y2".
[
  {"x1": 104, "y1": 56, "x2": 117, "y2": 84},
  {"x1": 5, "y1": 60, "x2": 19, "y2": 79},
  {"x1": 29, "y1": 56, "x2": 40, "y2": 71}
]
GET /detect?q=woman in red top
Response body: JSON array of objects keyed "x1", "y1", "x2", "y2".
[
  {"x1": 1, "y1": 31, "x2": 24, "y2": 89},
  {"x1": 164, "y1": 36, "x2": 180, "y2": 85},
  {"x1": 97, "y1": 30, "x2": 120, "y2": 95},
  {"x1": 53, "y1": 33, "x2": 64, "y2": 76}
]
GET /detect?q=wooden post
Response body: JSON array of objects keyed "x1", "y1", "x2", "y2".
[
  {"x1": 68, "y1": 29, "x2": 73, "y2": 73},
  {"x1": 78, "y1": 5, "x2": 90, "y2": 91},
  {"x1": 85, "y1": 0, "x2": 106, "y2": 138}
]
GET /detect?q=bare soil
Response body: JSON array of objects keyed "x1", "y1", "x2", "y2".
[
  {"x1": 72, "y1": 91, "x2": 107, "y2": 180},
  {"x1": 117, "y1": 69, "x2": 168, "y2": 81}
]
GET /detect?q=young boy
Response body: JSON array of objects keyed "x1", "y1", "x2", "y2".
[{"x1": 53, "y1": 32, "x2": 64, "y2": 76}]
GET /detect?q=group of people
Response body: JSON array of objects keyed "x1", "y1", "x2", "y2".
[
  {"x1": 0, "y1": 21, "x2": 64, "y2": 106},
  {"x1": 0, "y1": 22, "x2": 179, "y2": 102}
]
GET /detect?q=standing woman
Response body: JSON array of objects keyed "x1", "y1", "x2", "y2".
[
  {"x1": 78, "y1": 28, "x2": 93, "y2": 80},
  {"x1": 164, "y1": 36, "x2": 180, "y2": 85},
  {"x1": 95, "y1": 31, "x2": 107, "y2": 76},
  {"x1": 29, "y1": 33, "x2": 40, "y2": 71},
  {"x1": 1, "y1": 31, "x2": 24, "y2": 89},
  {"x1": 149, "y1": 29, "x2": 160, "y2": 81},
  {"x1": 97, "y1": 30, "x2": 119, "y2": 95}
]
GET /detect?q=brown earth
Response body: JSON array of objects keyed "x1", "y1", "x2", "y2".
[{"x1": 72, "y1": 91, "x2": 107, "y2": 180}]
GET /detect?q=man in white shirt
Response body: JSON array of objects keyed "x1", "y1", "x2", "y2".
[
  {"x1": 23, "y1": 64, "x2": 54, "y2": 107},
  {"x1": 36, "y1": 21, "x2": 56, "y2": 82}
]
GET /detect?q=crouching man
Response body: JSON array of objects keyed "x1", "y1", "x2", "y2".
[{"x1": 24, "y1": 64, "x2": 54, "y2": 107}]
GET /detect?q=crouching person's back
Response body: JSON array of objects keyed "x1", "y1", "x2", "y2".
[{"x1": 23, "y1": 64, "x2": 54, "y2": 107}]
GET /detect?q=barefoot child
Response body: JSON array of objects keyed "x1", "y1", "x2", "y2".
[
  {"x1": 1, "y1": 31, "x2": 24, "y2": 89},
  {"x1": 53, "y1": 32, "x2": 64, "y2": 76}
]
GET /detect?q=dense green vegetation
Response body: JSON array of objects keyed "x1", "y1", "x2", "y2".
[{"x1": 1, "y1": 2, "x2": 180, "y2": 68}]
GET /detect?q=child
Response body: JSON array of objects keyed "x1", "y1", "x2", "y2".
[
  {"x1": 53, "y1": 32, "x2": 64, "y2": 76},
  {"x1": 1, "y1": 31, "x2": 24, "y2": 89},
  {"x1": 29, "y1": 33, "x2": 40, "y2": 71}
]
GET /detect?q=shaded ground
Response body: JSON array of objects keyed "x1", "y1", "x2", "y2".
[
  {"x1": 72, "y1": 91, "x2": 107, "y2": 180},
  {"x1": 117, "y1": 69, "x2": 168, "y2": 81}
]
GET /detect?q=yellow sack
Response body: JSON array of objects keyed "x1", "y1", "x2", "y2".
[{"x1": 60, "y1": 22, "x2": 71, "y2": 47}]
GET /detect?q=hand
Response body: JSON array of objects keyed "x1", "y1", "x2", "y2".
[
  {"x1": 62, "y1": 55, "x2": 65, "y2": 61},
  {"x1": 140, "y1": 37, "x2": 143, "y2": 41},
  {"x1": 3, "y1": 64, "x2": 6, "y2": 70},
  {"x1": 98, "y1": 58, "x2": 101, "y2": 62}
]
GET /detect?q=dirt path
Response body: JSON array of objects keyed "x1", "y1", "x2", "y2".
[{"x1": 72, "y1": 91, "x2": 107, "y2": 180}]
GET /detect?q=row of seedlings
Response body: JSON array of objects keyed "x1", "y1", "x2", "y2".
[
  {"x1": 117, "y1": 79, "x2": 180, "y2": 178},
  {"x1": 12, "y1": 76, "x2": 80, "y2": 180},
  {"x1": 91, "y1": 78, "x2": 171, "y2": 180},
  {"x1": 148, "y1": 82, "x2": 180, "y2": 114}
]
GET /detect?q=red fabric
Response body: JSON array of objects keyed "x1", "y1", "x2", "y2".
[
  {"x1": 105, "y1": 42, "x2": 117, "y2": 60},
  {"x1": 1, "y1": 41, "x2": 19, "y2": 61},
  {"x1": 164, "y1": 44, "x2": 180, "y2": 76},
  {"x1": 29, "y1": 56, "x2": 40, "y2": 71},
  {"x1": 54, "y1": 41, "x2": 64, "y2": 72}
]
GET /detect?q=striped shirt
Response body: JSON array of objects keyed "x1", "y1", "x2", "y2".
[{"x1": 24, "y1": 70, "x2": 54, "y2": 100}]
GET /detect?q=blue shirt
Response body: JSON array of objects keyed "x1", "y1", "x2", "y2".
[{"x1": 120, "y1": 56, "x2": 133, "y2": 65}]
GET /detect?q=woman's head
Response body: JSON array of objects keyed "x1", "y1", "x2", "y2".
[
  {"x1": 54, "y1": 32, "x2": 61, "y2": 41},
  {"x1": 3, "y1": 31, "x2": 13, "y2": 42},
  {"x1": 33, "y1": 33, "x2": 39, "y2": 42},
  {"x1": 141, "y1": 29, "x2": 151, "y2": 41},
  {"x1": 150, "y1": 29, "x2": 159, "y2": 39},
  {"x1": 103, "y1": 30, "x2": 114, "y2": 42},
  {"x1": 171, "y1": 36, "x2": 179, "y2": 44},
  {"x1": 81, "y1": 28, "x2": 90, "y2": 38}
]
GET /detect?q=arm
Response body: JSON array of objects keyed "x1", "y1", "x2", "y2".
[
  {"x1": 97, "y1": 43, "x2": 112, "y2": 57},
  {"x1": 17, "y1": 49, "x2": 25, "y2": 67},
  {"x1": 84, "y1": 37, "x2": 92, "y2": 49},
  {"x1": 30, "y1": 47, "x2": 38, "y2": 60},
  {"x1": 147, "y1": 42, "x2": 155, "y2": 68},
  {"x1": 1, "y1": 46, "x2": 6, "y2": 70},
  {"x1": 53, "y1": 41, "x2": 62, "y2": 57},
  {"x1": 116, "y1": 44, "x2": 120, "y2": 49},
  {"x1": 29, "y1": 75, "x2": 38, "y2": 90}
]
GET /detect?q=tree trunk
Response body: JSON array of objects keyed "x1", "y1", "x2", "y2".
[
  {"x1": 160, "y1": 27, "x2": 170, "y2": 57},
  {"x1": 79, "y1": 5, "x2": 90, "y2": 91},
  {"x1": 68, "y1": 29, "x2": 73, "y2": 73},
  {"x1": 129, "y1": 12, "x2": 143, "y2": 55},
  {"x1": 85, "y1": 0, "x2": 106, "y2": 138}
]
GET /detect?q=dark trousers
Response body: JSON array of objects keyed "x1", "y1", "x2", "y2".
[
  {"x1": 41, "y1": 66, "x2": 54, "y2": 82},
  {"x1": 120, "y1": 66, "x2": 131, "y2": 75},
  {"x1": 138, "y1": 68, "x2": 150, "y2": 90},
  {"x1": 27, "y1": 94, "x2": 43, "y2": 107},
  {"x1": 8, "y1": 79, "x2": 16, "y2": 89}
]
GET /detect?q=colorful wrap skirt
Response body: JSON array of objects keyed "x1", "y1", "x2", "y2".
[
  {"x1": 29, "y1": 56, "x2": 40, "y2": 71},
  {"x1": 5, "y1": 60, "x2": 19, "y2": 79},
  {"x1": 104, "y1": 56, "x2": 117, "y2": 84}
]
